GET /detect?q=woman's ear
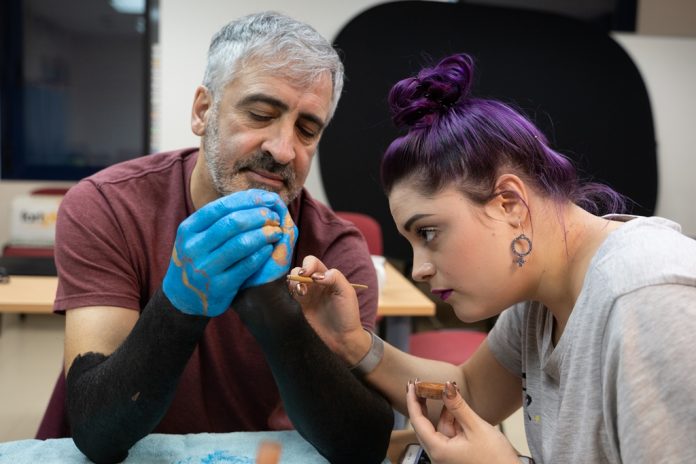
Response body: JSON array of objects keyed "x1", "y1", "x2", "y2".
[
  {"x1": 484, "y1": 174, "x2": 530, "y2": 228},
  {"x1": 191, "y1": 86, "x2": 212, "y2": 136}
]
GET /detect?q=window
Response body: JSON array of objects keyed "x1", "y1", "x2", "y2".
[{"x1": 0, "y1": 0, "x2": 157, "y2": 180}]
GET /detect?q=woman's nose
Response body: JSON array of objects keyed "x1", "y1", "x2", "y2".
[{"x1": 411, "y1": 260, "x2": 435, "y2": 282}]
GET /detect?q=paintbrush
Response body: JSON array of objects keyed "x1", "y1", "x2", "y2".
[{"x1": 286, "y1": 274, "x2": 369, "y2": 289}]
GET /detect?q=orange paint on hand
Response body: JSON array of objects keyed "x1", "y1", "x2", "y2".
[
  {"x1": 271, "y1": 243, "x2": 290, "y2": 266},
  {"x1": 172, "y1": 246, "x2": 183, "y2": 267},
  {"x1": 283, "y1": 212, "x2": 295, "y2": 232},
  {"x1": 172, "y1": 245, "x2": 210, "y2": 316},
  {"x1": 262, "y1": 224, "x2": 282, "y2": 236},
  {"x1": 282, "y1": 211, "x2": 297, "y2": 243}
]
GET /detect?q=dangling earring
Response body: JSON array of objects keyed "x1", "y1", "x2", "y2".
[{"x1": 511, "y1": 222, "x2": 532, "y2": 267}]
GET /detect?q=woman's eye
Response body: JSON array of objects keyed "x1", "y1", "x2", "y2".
[{"x1": 417, "y1": 227, "x2": 438, "y2": 243}]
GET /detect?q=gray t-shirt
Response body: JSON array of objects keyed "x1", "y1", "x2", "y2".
[{"x1": 488, "y1": 216, "x2": 696, "y2": 463}]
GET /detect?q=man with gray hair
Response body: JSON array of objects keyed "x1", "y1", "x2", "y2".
[{"x1": 37, "y1": 12, "x2": 393, "y2": 463}]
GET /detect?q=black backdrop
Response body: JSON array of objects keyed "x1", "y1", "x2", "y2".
[{"x1": 319, "y1": 1, "x2": 656, "y2": 264}]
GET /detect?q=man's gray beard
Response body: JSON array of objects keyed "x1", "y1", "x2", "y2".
[{"x1": 203, "y1": 112, "x2": 301, "y2": 203}]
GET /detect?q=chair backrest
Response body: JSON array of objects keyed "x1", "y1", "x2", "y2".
[
  {"x1": 335, "y1": 211, "x2": 384, "y2": 256},
  {"x1": 30, "y1": 187, "x2": 70, "y2": 196},
  {"x1": 409, "y1": 329, "x2": 487, "y2": 365},
  {"x1": 1, "y1": 245, "x2": 54, "y2": 258},
  {"x1": 319, "y1": 1, "x2": 656, "y2": 265}
]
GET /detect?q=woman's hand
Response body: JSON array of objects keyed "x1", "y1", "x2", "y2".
[
  {"x1": 288, "y1": 255, "x2": 366, "y2": 360},
  {"x1": 406, "y1": 381, "x2": 520, "y2": 464}
]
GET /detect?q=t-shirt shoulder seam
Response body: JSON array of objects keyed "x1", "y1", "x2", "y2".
[{"x1": 87, "y1": 154, "x2": 187, "y2": 190}]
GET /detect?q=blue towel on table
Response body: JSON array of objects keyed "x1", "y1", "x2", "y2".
[{"x1": 0, "y1": 430, "x2": 391, "y2": 463}]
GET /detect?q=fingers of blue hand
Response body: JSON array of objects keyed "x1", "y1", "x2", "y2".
[
  {"x1": 187, "y1": 189, "x2": 280, "y2": 233},
  {"x1": 217, "y1": 244, "x2": 274, "y2": 293},
  {"x1": 167, "y1": 222, "x2": 278, "y2": 316},
  {"x1": 199, "y1": 207, "x2": 281, "y2": 252},
  {"x1": 203, "y1": 228, "x2": 281, "y2": 275},
  {"x1": 176, "y1": 243, "x2": 273, "y2": 317},
  {"x1": 243, "y1": 222, "x2": 297, "y2": 288}
]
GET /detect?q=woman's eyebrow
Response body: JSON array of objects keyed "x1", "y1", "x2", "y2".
[{"x1": 403, "y1": 213, "x2": 433, "y2": 232}]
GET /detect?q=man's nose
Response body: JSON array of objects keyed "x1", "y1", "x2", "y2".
[{"x1": 262, "y1": 123, "x2": 295, "y2": 165}]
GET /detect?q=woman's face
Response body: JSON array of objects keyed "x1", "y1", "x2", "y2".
[{"x1": 389, "y1": 181, "x2": 523, "y2": 322}]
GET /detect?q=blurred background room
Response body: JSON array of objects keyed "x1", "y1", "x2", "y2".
[{"x1": 1, "y1": 0, "x2": 694, "y2": 452}]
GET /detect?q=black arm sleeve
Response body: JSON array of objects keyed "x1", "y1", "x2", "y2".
[
  {"x1": 66, "y1": 288, "x2": 209, "y2": 464},
  {"x1": 234, "y1": 279, "x2": 394, "y2": 464}
]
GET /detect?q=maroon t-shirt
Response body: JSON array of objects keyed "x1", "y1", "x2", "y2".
[{"x1": 45, "y1": 148, "x2": 378, "y2": 436}]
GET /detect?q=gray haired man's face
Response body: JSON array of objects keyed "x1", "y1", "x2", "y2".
[{"x1": 201, "y1": 66, "x2": 333, "y2": 203}]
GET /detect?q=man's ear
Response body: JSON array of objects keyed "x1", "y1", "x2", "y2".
[
  {"x1": 191, "y1": 86, "x2": 212, "y2": 136},
  {"x1": 484, "y1": 174, "x2": 530, "y2": 228}
]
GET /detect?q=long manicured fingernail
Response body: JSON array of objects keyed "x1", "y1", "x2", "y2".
[
  {"x1": 298, "y1": 268, "x2": 306, "y2": 276},
  {"x1": 445, "y1": 381, "x2": 458, "y2": 399},
  {"x1": 311, "y1": 273, "x2": 325, "y2": 281},
  {"x1": 297, "y1": 283, "x2": 306, "y2": 296}
]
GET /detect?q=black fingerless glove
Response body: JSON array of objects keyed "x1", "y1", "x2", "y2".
[
  {"x1": 234, "y1": 280, "x2": 393, "y2": 464},
  {"x1": 66, "y1": 288, "x2": 209, "y2": 464}
]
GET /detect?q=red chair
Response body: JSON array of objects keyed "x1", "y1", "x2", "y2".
[
  {"x1": 30, "y1": 187, "x2": 70, "y2": 196},
  {"x1": 1, "y1": 245, "x2": 54, "y2": 258},
  {"x1": 409, "y1": 329, "x2": 486, "y2": 365},
  {"x1": 335, "y1": 211, "x2": 383, "y2": 256}
]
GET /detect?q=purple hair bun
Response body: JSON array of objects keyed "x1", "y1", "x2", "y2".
[{"x1": 389, "y1": 53, "x2": 474, "y2": 128}]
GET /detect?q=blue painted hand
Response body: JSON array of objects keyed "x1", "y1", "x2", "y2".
[
  {"x1": 162, "y1": 189, "x2": 285, "y2": 316},
  {"x1": 243, "y1": 193, "x2": 297, "y2": 289}
]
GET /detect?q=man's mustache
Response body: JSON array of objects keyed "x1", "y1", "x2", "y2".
[{"x1": 234, "y1": 152, "x2": 294, "y2": 184}]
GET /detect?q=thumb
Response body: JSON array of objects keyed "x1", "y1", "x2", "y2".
[
  {"x1": 300, "y1": 254, "x2": 329, "y2": 275},
  {"x1": 312, "y1": 268, "x2": 354, "y2": 295},
  {"x1": 442, "y1": 381, "x2": 480, "y2": 432}
]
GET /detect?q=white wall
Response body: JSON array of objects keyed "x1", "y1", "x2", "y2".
[
  {"x1": 2, "y1": 0, "x2": 695, "y2": 248},
  {"x1": 613, "y1": 33, "x2": 696, "y2": 236},
  {"x1": 158, "y1": 1, "x2": 696, "y2": 235},
  {"x1": 155, "y1": 0, "x2": 389, "y2": 204}
]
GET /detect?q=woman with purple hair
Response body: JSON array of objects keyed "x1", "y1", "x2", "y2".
[{"x1": 291, "y1": 53, "x2": 696, "y2": 463}]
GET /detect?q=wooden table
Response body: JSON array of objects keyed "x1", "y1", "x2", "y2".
[
  {"x1": 0, "y1": 262, "x2": 435, "y2": 341},
  {"x1": 0, "y1": 262, "x2": 434, "y2": 316},
  {"x1": 378, "y1": 261, "x2": 435, "y2": 317},
  {"x1": 0, "y1": 276, "x2": 59, "y2": 335},
  {"x1": 378, "y1": 261, "x2": 435, "y2": 353},
  {"x1": 0, "y1": 276, "x2": 59, "y2": 314},
  {"x1": 0, "y1": 265, "x2": 433, "y2": 429}
]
